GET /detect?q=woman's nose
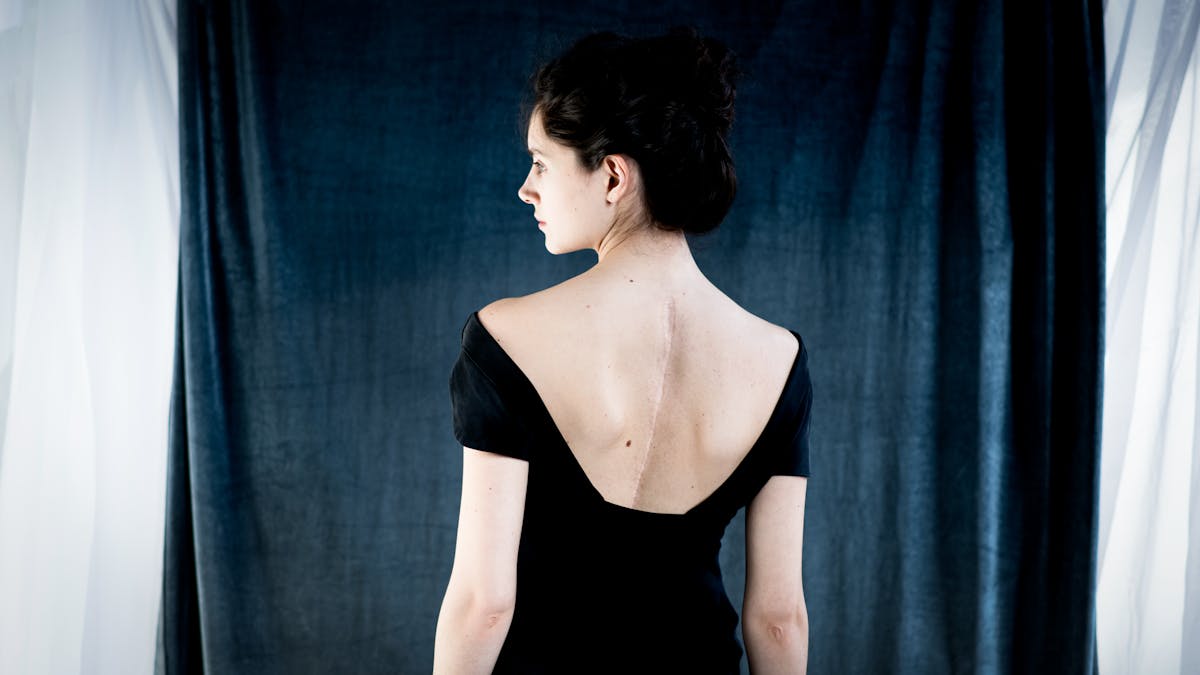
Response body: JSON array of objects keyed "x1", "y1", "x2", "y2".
[{"x1": 518, "y1": 182, "x2": 534, "y2": 204}]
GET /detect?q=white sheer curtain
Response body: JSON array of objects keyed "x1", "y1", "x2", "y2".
[
  {"x1": 0, "y1": 0, "x2": 178, "y2": 672},
  {"x1": 1098, "y1": 0, "x2": 1200, "y2": 673}
]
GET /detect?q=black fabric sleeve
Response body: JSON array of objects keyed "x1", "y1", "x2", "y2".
[
  {"x1": 448, "y1": 344, "x2": 532, "y2": 461},
  {"x1": 771, "y1": 345, "x2": 813, "y2": 478}
]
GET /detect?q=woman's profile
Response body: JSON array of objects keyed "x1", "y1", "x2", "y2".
[{"x1": 434, "y1": 26, "x2": 813, "y2": 674}]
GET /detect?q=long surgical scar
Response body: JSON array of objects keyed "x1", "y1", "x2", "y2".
[{"x1": 629, "y1": 299, "x2": 676, "y2": 505}]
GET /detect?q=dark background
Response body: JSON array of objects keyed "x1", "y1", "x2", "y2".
[{"x1": 159, "y1": 1, "x2": 1105, "y2": 673}]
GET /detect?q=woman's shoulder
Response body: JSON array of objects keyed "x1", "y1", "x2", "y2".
[
  {"x1": 685, "y1": 286, "x2": 803, "y2": 356},
  {"x1": 474, "y1": 294, "x2": 546, "y2": 348},
  {"x1": 475, "y1": 279, "x2": 802, "y2": 370},
  {"x1": 474, "y1": 274, "x2": 597, "y2": 338}
]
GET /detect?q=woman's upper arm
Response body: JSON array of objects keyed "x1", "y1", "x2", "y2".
[
  {"x1": 743, "y1": 474, "x2": 808, "y2": 621},
  {"x1": 446, "y1": 446, "x2": 528, "y2": 613}
]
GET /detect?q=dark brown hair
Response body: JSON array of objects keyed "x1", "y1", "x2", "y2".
[{"x1": 520, "y1": 26, "x2": 743, "y2": 236}]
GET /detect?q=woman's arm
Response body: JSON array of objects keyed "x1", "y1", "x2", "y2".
[
  {"x1": 742, "y1": 475, "x2": 809, "y2": 674},
  {"x1": 432, "y1": 447, "x2": 528, "y2": 674}
]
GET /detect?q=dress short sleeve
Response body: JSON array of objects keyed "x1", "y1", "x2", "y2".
[
  {"x1": 770, "y1": 339, "x2": 813, "y2": 478},
  {"x1": 448, "y1": 317, "x2": 533, "y2": 461}
]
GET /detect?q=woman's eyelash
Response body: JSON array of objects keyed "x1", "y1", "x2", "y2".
[{"x1": 532, "y1": 160, "x2": 545, "y2": 172}]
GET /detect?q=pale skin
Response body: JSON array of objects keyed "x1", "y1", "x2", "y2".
[{"x1": 433, "y1": 108, "x2": 808, "y2": 674}]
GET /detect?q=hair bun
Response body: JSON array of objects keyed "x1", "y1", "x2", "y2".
[{"x1": 662, "y1": 26, "x2": 741, "y2": 134}]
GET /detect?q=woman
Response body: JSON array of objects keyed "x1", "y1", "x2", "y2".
[{"x1": 434, "y1": 26, "x2": 812, "y2": 674}]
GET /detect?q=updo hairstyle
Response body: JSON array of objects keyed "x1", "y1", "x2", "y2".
[{"x1": 521, "y1": 26, "x2": 743, "y2": 236}]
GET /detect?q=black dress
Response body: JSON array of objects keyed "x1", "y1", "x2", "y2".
[{"x1": 448, "y1": 310, "x2": 813, "y2": 674}]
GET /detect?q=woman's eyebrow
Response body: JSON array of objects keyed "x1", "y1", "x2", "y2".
[{"x1": 527, "y1": 146, "x2": 544, "y2": 156}]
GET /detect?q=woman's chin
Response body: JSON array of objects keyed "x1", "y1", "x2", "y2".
[{"x1": 542, "y1": 236, "x2": 576, "y2": 256}]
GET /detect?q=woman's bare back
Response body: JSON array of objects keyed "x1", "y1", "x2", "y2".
[{"x1": 477, "y1": 269, "x2": 801, "y2": 515}]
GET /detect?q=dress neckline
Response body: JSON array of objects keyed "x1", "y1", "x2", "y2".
[{"x1": 464, "y1": 310, "x2": 804, "y2": 518}]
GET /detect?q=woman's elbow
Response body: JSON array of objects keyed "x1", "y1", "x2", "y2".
[
  {"x1": 747, "y1": 602, "x2": 808, "y2": 645},
  {"x1": 466, "y1": 586, "x2": 516, "y2": 619},
  {"x1": 432, "y1": 588, "x2": 516, "y2": 674},
  {"x1": 452, "y1": 585, "x2": 516, "y2": 626},
  {"x1": 442, "y1": 571, "x2": 516, "y2": 618},
  {"x1": 477, "y1": 601, "x2": 516, "y2": 629},
  {"x1": 743, "y1": 600, "x2": 809, "y2": 674}
]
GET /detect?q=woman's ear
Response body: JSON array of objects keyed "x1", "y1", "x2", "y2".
[{"x1": 603, "y1": 154, "x2": 638, "y2": 205}]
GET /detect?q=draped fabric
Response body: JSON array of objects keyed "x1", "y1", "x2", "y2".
[
  {"x1": 0, "y1": 0, "x2": 179, "y2": 672},
  {"x1": 161, "y1": 2, "x2": 1104, "y2": 673},
  {"x1": 1097, "y1": 1, "x2": 1200, "y2": 673}
]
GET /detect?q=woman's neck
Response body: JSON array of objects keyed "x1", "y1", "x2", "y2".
[{"x1": 591, "y1": 223, "x2": 706, "y2": 287}]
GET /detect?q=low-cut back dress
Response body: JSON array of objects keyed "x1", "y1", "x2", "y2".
[{"x1": 448, "y1": 309, "x2": 813, "y2": 674}]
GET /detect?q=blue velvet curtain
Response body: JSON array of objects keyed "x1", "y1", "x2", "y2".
[{"x1": 158, "y1": 1, "x2": 1105, "y2": 673}]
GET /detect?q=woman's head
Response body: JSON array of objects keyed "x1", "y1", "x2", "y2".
[{"x1": 516, "y1": 26, "x2": 742, "y2": 251}]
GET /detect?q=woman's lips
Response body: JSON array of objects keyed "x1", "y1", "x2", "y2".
[{"x1": 537, "y1": 220, "x2": 546, "y2": 228}]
